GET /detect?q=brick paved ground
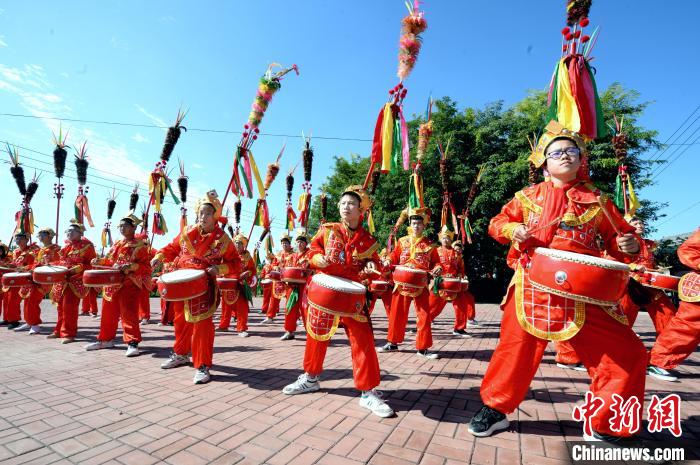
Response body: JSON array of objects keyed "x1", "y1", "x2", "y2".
[{"x1": 0, "y1": 299, "x2": 698, "y2": 464}]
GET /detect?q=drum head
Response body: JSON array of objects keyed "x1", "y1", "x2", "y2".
[
  {"x1": 161, "y1": 269, "x2": 206, "y2": 283},
  {"x1": 34, "y1": 265, "x2": 68, "y2": 273},
  {"x1": 311, "y1": 274, "x2": 365, "y2": 294},
  {"x1": 4, "y1": 272, "x2": 31, "y2": 278}
]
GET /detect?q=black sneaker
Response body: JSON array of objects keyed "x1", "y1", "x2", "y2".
[
  {"x1": 0, "y1": 320, "x2": 9, "y2": 326},
  {"x1": 7, "y1": 321, "x2": 20, "y2": 330},
  {"x1": 468, "y1": 405, "x2": 509, "y2": 437},
  {"x1": 378, "y1": 343, "x2": 398, "y2": 353}
]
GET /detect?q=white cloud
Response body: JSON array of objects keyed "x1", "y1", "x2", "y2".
[
  {"x1": 0, "y1": 36, "x2": 7, "y2": 48},
  {"x1": 134, "y1": 104, "x2": 167, "y2": 129},
  {"x1": 131, "y1": 133, "x2": 149, "y2": 143},
  {"x1": 191, "y1": 163, "x2": 203, "y2": 169}
]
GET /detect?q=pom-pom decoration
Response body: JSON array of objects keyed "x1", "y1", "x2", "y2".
[
  {"x1": 397, "y1": 1, "x2": 428, "y2": 81},
  {"x1": 160, "y1": 108, "x2": 187, "y2": 163},
  {"x1": 177, "y1": 158, "x2": 188, "y2": 204},
  {"x1": 51, "y1": 125, "x2": 69, "y2": 179},
  {"x1": 129, "y1": 184, "x2": 139, "y2": 212},
  {"x1": 285, "y1": 172, "x2": 294, "y2": 202},
  {"x1": 25, "y1": 172, "x2": 40, "y2": 205},
  {"x1": 566, "y1": 0, "x2": 592, "y2": 27},
  {"x1": 6, "y1": 144, "x2": 27, "y2": 196},
  {"x1": 74, "y1": 141, "x2": 89, "y2": 186},
  {"x1": 369, "y1": 170, "x2": 382, "y2": 195},
  {"x1": 264, "y1": 143, "x2": 285, "y2": 191},
  {"x1": 416, "y1": 96, "x2": 434, "y2": 162},
  {"x1": 106, "y1": 188, "x2": 117, "y2": 220},
  {"x1": 320, "y1": 192, "x2": 328, "y2": 223}
]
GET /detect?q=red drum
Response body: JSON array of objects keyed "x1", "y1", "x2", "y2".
[
  {"x1": 528, "y1": 247, "x2": 630, "y2": 306},
  {"x1": 2, "y1": 272, "x2": 32, "y2": 287},
  {"x1": 158, "y1": 269, "x2": 208, "y2": 301},
  {"x1": 307, "y1": 274, "x2": 366, "y2": 318},
  {"x1": 33, "y1": 265, "x2": 69, "y2": 284},
  {"x1": 439, "y1": 277, "x2": 462, "y2": 294},
  {"x1": 369, "y1": 280, "x2": 390, "y2": 294},
  {"x1": 460, "y1": 279, "x2": 470, "y2": 292},
  {"x1": 269, "y1": 270, "x2": 282, "y2": 281},
  {"x1": 83, "y1": 269, "x2": 123, "y2": 287},
  {"x1": 0, "y1": 266, "x2": 15, "y2": 276},
  {"x1": 282, "y1": 267, "x2": 307, "y2": 284},
  {"x1": 392, "y1": 265, "x2": 428, "y2": 289},
  {"x1": 632, "y1": 270, "x2": 680, "y2": 292},
  {"x1": 216, "y1": 277, "x2": 239, "y2": 290},
  {"x1": 260, "y1": 278, "x2": 273, "y2": 285}
]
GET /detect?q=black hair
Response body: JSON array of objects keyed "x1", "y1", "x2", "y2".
[{"x1": 340, "y1": 191, "x2": 362, "y2": 205}]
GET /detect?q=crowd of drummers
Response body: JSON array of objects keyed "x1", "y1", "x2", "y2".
[{"x1": 1, "y1": 166, "x2": 699, "y2": 445}]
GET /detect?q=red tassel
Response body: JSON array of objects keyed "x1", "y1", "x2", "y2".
[
  {"x1": 561, "y1": 27, "x2": 571, "y2": 35},
  {"x1": 580, "y1": 18, "x2": 589, "y2": 27},
  {"x1": 581, "y1": 35, "x2": 590, "y2": 43}
]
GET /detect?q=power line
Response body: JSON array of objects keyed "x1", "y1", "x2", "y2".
[
  {"x1": 646, "y1": 105, "x2": 700, "y2": 162},
  {"x1": 0, "y1": 112, "x2": 373, "y2": 142},
  {"x1": 650, "y1": 130, "x2": 700, "y2": 181},
  {"x1": 656, "y1": 200, "x2": 700, "y2": 227}
]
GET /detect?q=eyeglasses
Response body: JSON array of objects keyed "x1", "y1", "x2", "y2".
[{"x1": 546, "y1": 147, "x2": 580, "y2": 160}]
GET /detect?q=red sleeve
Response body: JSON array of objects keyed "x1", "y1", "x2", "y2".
[
  {"x1": 157, "y1": 233, "x2": 183, "y2": 263},
  {"x1": 488, "y1": 196, "x2": 525, "y2": 245},
  {"x1": 678, "y1": 229, "x2": 700, "y2": 270},
  {"x1": 389, "y1": 240, "x2": 402, "y2": 265},
  {"x1": 308, "y1": 225, "x2": 326, "y2": 263},
  {"x1": 132, "y1": 244, "x2": 153, "y2": 277},
  {"x1": 429, "y1": 245, "x2": 441, "y2": 270}
]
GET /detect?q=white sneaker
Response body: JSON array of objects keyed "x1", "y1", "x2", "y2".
[
  {"x1": 647, "y1": 365, "x2": 678, "y2": 382},
  {"x1": 259, "y1": 318, "x2": 274, "y2": 325},
  {"x1": 140, "y1": 319, "x2": 149, "y2": 325},
  {"x1": 417, "y1": 349, "x2": 439, "y2": 360},
  {"x1": 125, "y1": 344, "x2": 140, "y2": 357},
  {"x1": 238, "y1": 331, "x2": 249, "y2": 338},
  {"x1": 28, "y1": 325, "x2": 41, "y2": 335},
  {"x1": 556, "y1": 362, "x2": 587, "y2": 372},
  {"x1": 280, "y1": 332, "x2": 295, "y2": 341},
  {"x1": 359, "y1": 390, "x2": 394, "y2": 418},
  {"x1": 193, "y1": 366, "x2": 211, "y2": 384},
  {"x1": 84, "y1": 340, "x2": 115, "y2": 351},
  {"x1": 468, "y1": 319, "x2": 480, "y2": 327},
  {"x1": 14, "y1": 323, "x2": 30, "y2": 332},
  {"x1": 282, "y1": 373, "x2": 320, "y2": 395},
  {"x1": 160, "y1": 352, "x2": 190, "y2": 369}
]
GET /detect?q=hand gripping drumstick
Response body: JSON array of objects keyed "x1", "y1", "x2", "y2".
[{"x1": 596, "y1": 196, "x2": 624, "y2": 236}]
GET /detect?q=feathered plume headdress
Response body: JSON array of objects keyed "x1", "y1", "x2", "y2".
[{"x1": 161, "y1": 108, "x2": 187, "y2": 163}]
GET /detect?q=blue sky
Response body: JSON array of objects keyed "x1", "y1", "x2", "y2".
[{"x1": 0, "y1": 1, "x2": 697, "y2": 249}]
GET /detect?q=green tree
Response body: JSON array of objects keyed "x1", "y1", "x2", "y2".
[{"x1": 309, "y1": 84, "x2": 662, "y2": 301}]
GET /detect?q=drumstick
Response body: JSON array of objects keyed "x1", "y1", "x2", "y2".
[{"x1": 596, "y1": 196, "x2": 623, "y2": 236}]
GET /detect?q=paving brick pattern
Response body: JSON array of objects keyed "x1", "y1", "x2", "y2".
[{"x1": 1, "y1": 298, "x2": 698, "y2": 464}]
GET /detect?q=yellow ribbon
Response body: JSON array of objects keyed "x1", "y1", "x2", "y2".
[
  {"x1": 381, "y1": 103, "x2": 394, "y2": 172},
  {"x1": 249, "y1": 151, "x2": 265, "y2": 198}
]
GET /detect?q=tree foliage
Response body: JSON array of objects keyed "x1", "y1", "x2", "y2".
[{"x1": 310, "y1": 84, "x2": 662, "y2": 301}]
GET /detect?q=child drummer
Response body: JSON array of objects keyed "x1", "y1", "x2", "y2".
[
  {"x1": 151, "y1": 191, "x2": 240, "y2": 384},
  {"x1": 468, "y1": 121, "x2": 645, "y2": 442},
  {"x1": 282, "y1": 185, "x2": 394, "y2": 418},
  {"x1": 84, "y1": 214, "x2": 152, "y2": 357}
]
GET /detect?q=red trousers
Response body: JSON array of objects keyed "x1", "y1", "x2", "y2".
[
  {"x1": 23, "y1": 287, "x2": 44, "y2": 326},
  {"x1": 481, "y1": 293, "x2": 647, "y2": 437},
  {"x1": 262, "y1": 285, "x2": 280, "y2": 318},
  {"x1": 368, "y1": 290, "x2": 392, "y2": 317},
  {"x1": 5, "y1": 288, "x2": 24, "y2": 323},
  {"x1": 284, "y1": 286, "x2": 306, "y2": 333},
  {"x1": 219, "y1": 296, "x2": 249, "y2": 332},
  {"x1": 303, "y1": 315, "x2": 381, "y2": 391},
  {"x1": 649, "y1": 301, "x2": 700, "y2": 369},
  {"x1": 0, "y1": 291, "x2": 7, "y2": 321},
  {"x1": 428, "y1": 291, "x2": 475, "y2": 331},
  {"x1": 81, "y1": 289, "x2": 98, "y2": 315},
  {"x1": 160, "y1": 298, "x2": 174, "y2": 324},
  {"x1": 138, "y1": 287, "x2": 150, "y2": 321},
  {"x1": 388, "y1": 290, "x2": 433, "y2": 350},
  {"x1": 172, "y1": 301, "x2": 215, "y2": 369},
  {"x1": 54, "y1": 289, "x2": 81, "y2": 338},
  {"x1": 97, "y1": 283, "x2": 142, "y2": 344}
]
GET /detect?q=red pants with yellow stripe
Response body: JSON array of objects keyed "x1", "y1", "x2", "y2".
[
  {"x1": 54, "y1": 289, "x2": 81, "y2": 338},
  {"x1": 481, "y1": 294, "x2": 647, "y2": 437},
  {"x1": 138, "y1": 287, "x2": 150, "y2": 321},
  {"x1": 172, "y1": 301, "x2": 214, "y2": 369},
  {"x1": 303, "y1": 315, "x2": 381, "y2": 391},
  {"x1": 649, "y1": 301, "x2": 700, "y2": 370},
  {"x1": 388, "y1": 289, "x2": 433, "y2": 350},
  {"x1": 22, "y1": 287, "x2": 44, "y2": 326},
  {"x1": 428, "y1": 291, "x2": 475, "y2": 331},
  {"x1": 219, "y1": 295, "x2": 249, "y2": 332},
  {"x1": 97, "y1": 282, "x2": 142, "y2": 344}
]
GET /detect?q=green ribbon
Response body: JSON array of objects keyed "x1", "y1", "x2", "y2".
[
  {"x1": 390, "y1": 117, "x2": 402, "y2": 173},
  {"x1": 243, "y1": 282, "x2": 253, "y2": 305},
  {"x1": 431, "y1": 276, "x2": 443, "y2": 295},
  {"x1": 285, "y1": 287, "x2": 299, "y2": 315}
]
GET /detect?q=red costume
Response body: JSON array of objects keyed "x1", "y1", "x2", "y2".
[
  {"x1": 304, "y1": 222, "x2": 382, "y2": 390},
  {"x1": 386, "y1": 232, "x2": 440, "y2": 350},
  {"x1": 4, "y1": 243, "x2": 39, "y2": 325},
  {"x1": 138, "y1": 247, "x2": 157, "y2": 321},
  {"x1": 155, "y1": 224, "x2": 240, "y2": 369},
  {"x1": 283, "y1": 248, "x2": 311, "y2": 333},
  {"x1": 260, "y1": 260, "x2": 280, "y2": 318},
  {"x1": 24, "y1": 243, "x2": 62, "y2": 327},
  {"x1": 218, "y1": 248, "x2": 256, "y2": 332},
  {"x1": 481, "y1": 179, "x2": 646, "y2": 437},
  {"x1": 50, "y1": 237, "x2": 97, "y2": 338},
  {"x1": 428, "y1": 245, "x2": 475, "y2": 332},
  {"x1": 649, "y1": 229, "x2": 700, "y2": 369},
  {"x1": 81, "y1": 288, "x2": 98, "y2": 316},
  {"x1": 94, "y1": 238, "x2": 152, "y2": 344}
]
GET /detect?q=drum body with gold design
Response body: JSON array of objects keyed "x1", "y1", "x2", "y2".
[
  {"x1": 32, "y1": 265, "x2": 69, "y2": 285},
  {"x1": 632, "y1": 270, "x2": 680, "y2": 292},
  {"x1": 269, "y1": 270, "x2": 282, "y2": 281},
  {"x1": 83, "y1": 269, "x2": 123, "y2": 287},
  {"x1": 158, "y1": 269, "x2": 208, "y2": 301},
  {"x1": 528, "y1": 247, "x2": 630, "y2": 306},
  {"x1": 439, "y1": 277, "x2": 462, "y2": 294},
  {"x1": 369, "y1": 280, "x2": 390, "y2": 294},
  {"x1": 281, "y1": 267, "x2": 307, "y2": 284},
  {"x1": 307, "y1": 274, "x2": 366, "y2": 318},
  {"x1": 392, "y1": 265, "x2": 428, "y2": 289},
  {"x1": 216, "y1": 277, "x2": 239, "y2": 290}
]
